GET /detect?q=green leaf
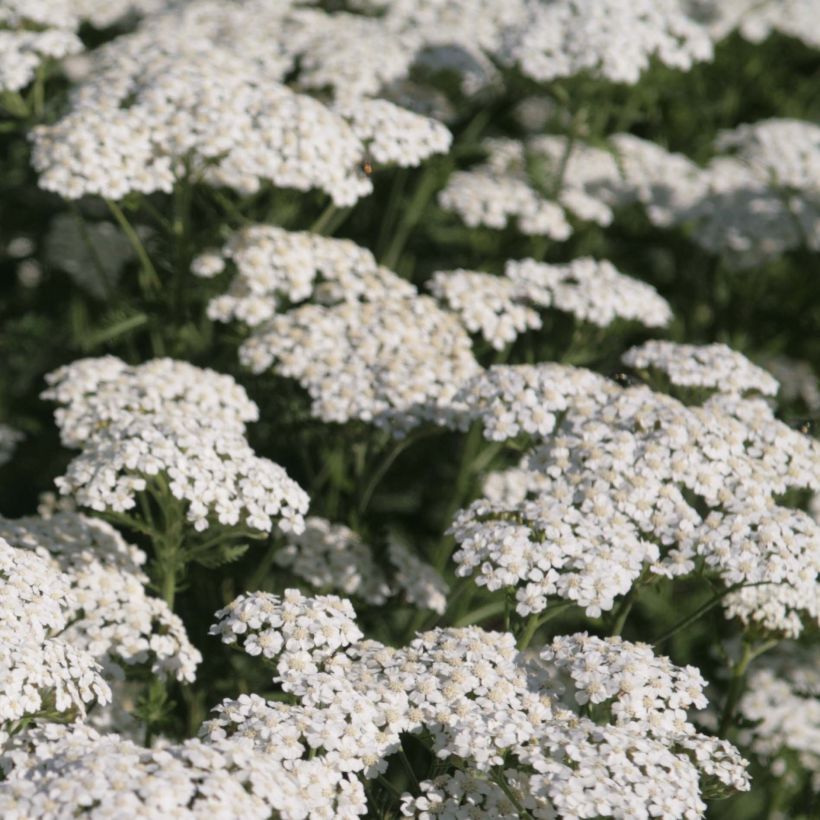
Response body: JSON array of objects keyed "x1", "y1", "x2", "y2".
[{"x1": 194, "y1": 542, "x2": 250, "y2": 569}]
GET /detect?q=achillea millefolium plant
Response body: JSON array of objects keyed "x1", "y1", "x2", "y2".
[{"x1": 0, "y1": 1, "x2": 818, "y2": 818}]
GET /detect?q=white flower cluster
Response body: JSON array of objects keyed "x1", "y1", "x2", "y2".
[
  {"x1": 43, "y1": 357, "x2": 309, "y2": 533},
  {"x1": 610, "y1": 132, "x2": 710, "y2": 227},
  {"x1": 0, "y1": 1, "x2": 82, "y2": 93},
  {"x1": 739, "y1": 658, "x2": 820, "y2": 779},
  {"x1": 276, "y1": 518, "x2": 391, "y2": 605},
  {"x1": 687, "y1": 0, "x2": 820, "y2": 50},
  {"x1": 241, "y1": 294, "x2": 480, "y2": 434},
  {"x1": 545, "y1": 634, "x2": 709, "y2": 731},
  {"x1": 0, "y1": 512, "x2": 201, "y2": 682},
  {"x1": 454, "y1": 367, "x2": 820, "y2": 632},
  {"x1": 506, "y1": 257, "x2": 673, "y2": 328},
  {"x1": 400, "y1": 770, "x2": 523, "y2": 818},
  {"x1": 439, "y1": 135, "x2": 624, "y2": 237},
  {"x1": 428, "y1": 270, "x2": 543, "y2": 351},
  {"x1": 275, "y1": 518, "x2": 448, "y2": 612},
  {"x1": 0, "y1": 423, "x2": 22, "y2": 467},
  {"x1": 696, "y1": 504, "x2": 820, "y2": 637},
  {"x1": 0, "y1": 721, "x2": 368, "y2": 820},
  {"x1": 623, "y1": 341, "x2": 780, "y2": 396},
  {"x1": 430, "y1": 257, "x2": 671, "y2": 349},
  {"x1": 0, "y1": 538, "x2": 110, "y2": 740},
  {"x1": 503, "y1": 0, "x2": 713, "y2": 86},
  {"x1": 765, "y1": 356, "x2": 820, "y2": 412},
  {"x1": 334, "y1": 97, "x2": 452, "y2": 166},
  {"x1": 193, "y1": 225, "x2": 415, "y2": 327},
  {"x1": 211, "y1": 590, "x2": 748, "y2": 816},
  {"x1": 442, "y1": 124, "x2": 820, "y2": 268},
  {"x1": 455, "y1": 363, "x2": 613, "y2": 441},
  {"x1": 451, "y1": 492, "x2": 658, "y2": 618},
  {"x1": 387, "y1": 539, "x2": 449, "y2": 615},
  {"x1": 30, "y1": 2, "x2": 451, "y2": 204},
  {"x1": 210, "y1": 589, "x2": 364, "y2": 663},
  {"x1": 438, "y1": 138, "x2": 572, "y2": 238},
  {"x1": 683, "y1": 118, "x2": 820, "y2": 265}
]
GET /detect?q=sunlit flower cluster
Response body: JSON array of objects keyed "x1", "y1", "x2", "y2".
[
  {"x1": 622, "y1": 340, "x2": 780, "y2": 396},
  {"x1": 43, "y1": 357, "x2": 309, "y2": 533},
  {"x1": 0, "y1": 538, "x2": 110, "y2": 741},
  {"x1": 504, "y1": 0, "x2": 713, "y2": 85},
  {"x1": 0, "y1": 511, "x2": 201, "y2": 681}
]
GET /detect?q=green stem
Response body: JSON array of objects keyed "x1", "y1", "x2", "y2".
[
  {"x1": 105, "y1": 198, "x2": 161, "y2": 294},
  {"x1": 397, "y1": 748, "x2": 420, "y2": 793},
  {"x1": 653, "y1": 581, "x2": 772, "y2": 647},
  {"x1": 310, "y1": 202, "x2": 338, "y2": 234},
  {"x1": 453, "y1": 598, "x2": 507, "y2": 628},
  {"x1": 718, "y1": 638, "x2": 778, "y2": 737},
  {"x1": 610, "y1": 569, "x2": 650, "y2": 637},
  {"x1": 433, "y1": 423, "x2": 485, "y2": 572},
  {"x1": 382, "y1": 165, "x2": 441, "y2": 270},
  {"x1": 357, "y1": 428, "x2": 440, "y2": 518},
  {"x1": 516, "y1": 602, "x2": 573, "y2": 651},
  {"x1": 492, "y1": 769, "x2": 533, "y2": 819}
]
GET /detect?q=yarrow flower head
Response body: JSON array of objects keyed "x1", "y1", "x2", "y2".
[
  {"x1": 29, "y1": 1, "x2": 451, "y2": 204},
  {"x1": 0, "y1": 512, "x2": 201, "y2": 682},
  {"x1": 0, "y1": 722, "x2": 368, "y2": 820},
  {"x1": 0, "y1": 538, "x2": 110, "y2": 740},
  {"x1": 687, "y1": 0, "x2": 820, "y2": 50},
  {"x1": 622, "y1": 340, "x2": 780, "y2": 396},
  {"x1": 193, "y1": 225, "x2": 415, "y2": 327},
  {"x1": 240, "y1": 295, "x2": 480, "y2": 435},
  {"x1": 43, "y1": 357, "x2": 309, "y2": 533},
  {"x1": 210, "y1": 589, "x2": 364, "y2": 664},
  {"x1": 739, "y1": 654, "x2": 820, "y2": 780},
  {"x1": 502, "y1": 0, "x2": 714, "y2": 86}
]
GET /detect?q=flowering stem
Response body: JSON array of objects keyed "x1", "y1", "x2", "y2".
[
  {"x1": 653, "y1": 580, "x2": 772, "y2": 647},
  {"x1": 397, "y1": 747, "x2": 420, "y2": 793},
  {"x1": 516, "y1": 602, "x2": 573, "y2": 651},
  {"x1": 718, "y1": 638, "x2": 778, "y2": 737},
  {"x1": 357, "y1": 428, "x2": 441, "y2": 518},
  {"x1": 491, "y1": 769, "x2": 533, "y2": 819},
  {"x1": 453, "y1": 598, "x2": 507, "y2": 628},
  {"x1": 382, "y1": 164, "x2": 441, "y2": 271},
  {"x1": 105, "y1": 198, "x2": 161, "y2": 294},
  {"x1": 310, "y1": 202, "x2": 338, "y2": 234},
  {"x1": 610, "y1": 569, "x2": 649, "y2": 637}
]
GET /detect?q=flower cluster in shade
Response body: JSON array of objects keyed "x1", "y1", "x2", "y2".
[
  {"x1": 738, "y1": 652, "x2": 820, "y2": 786},
  {"x1": 0, "y1": 511, "x2": 201, "y2": 683},
  {"x1": 205, "y1": 590, "x2": 748, "y2": 818},
  {"x1": 275, "y1": 519, "x2": 449, "y2": 613},
  {"x1": 441, "y1": 121, "x2": 820, "y2": 268},
  {"x1": 43, "y1": 356, "x2": 309, "y2": 534},
  {"x1": 449, "y1": 351, "x2": 820, "y2": 635},
  {"x1": 687, "y1": 0, "x2": 820, "y2": 50},
  {"x1": 429, "y1": 255, "x2": 671, "y2": 349},
  {"x1": 0, "y1": 424, "x2": 22, "y2": 467},
  {"x1": 0, "y1": 536, "x2": 111, "y2": 744},
  {"x1": 622, "y1": 341, "x2": 780, "y2": 396}
]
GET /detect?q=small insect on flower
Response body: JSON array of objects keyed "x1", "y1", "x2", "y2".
[{"x1": 360, "y1": 156, "x2": 374, "y2": 176}]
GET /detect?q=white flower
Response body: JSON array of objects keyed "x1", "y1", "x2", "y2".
[
  {"x1": 0, "y1": 512, "x2": 201, "y2": 682},
  {"x1": 503, "y1": 0, "x2": 713, "y2": 86},
  {"x1": 623, "y1": 341, "x2": 780, "y2": 396},
  {"x1": 43, "y1": 357, "x2": 309, "y2": 534}
]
